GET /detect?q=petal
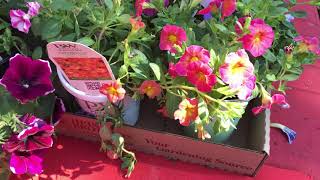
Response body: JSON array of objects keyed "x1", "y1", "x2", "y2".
[
  {"x1": 252, "y1": 106, "x2": 265, "y2": 115},
  {"x1": 27, "y1": 154, "x2": 43, "y2": 174},
  {"x1": 10, "y1": 154, "x2": 27, "y2": 174}
]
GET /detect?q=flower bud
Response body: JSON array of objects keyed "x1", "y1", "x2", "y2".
[{"x1": 107, "y1": 150, "x2": 119, "y2": 160}]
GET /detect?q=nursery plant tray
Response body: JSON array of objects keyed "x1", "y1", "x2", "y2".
[{"x1": 55, "y1": 100, "x2": 270, "y2": 176}]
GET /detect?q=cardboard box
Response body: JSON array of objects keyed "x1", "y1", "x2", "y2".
[{"x1": 56, "y1": 100, "x2": 270, "y2": 176}]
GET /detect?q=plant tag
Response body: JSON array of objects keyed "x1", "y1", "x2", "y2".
[{"x1": 47, "y1": 41, "x2": 115, "y2": 95}]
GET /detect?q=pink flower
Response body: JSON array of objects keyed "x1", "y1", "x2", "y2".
[
  {"x1": 9, "y1": 10, "x2": 31, "y2": 33},
  {"x1": 26, "y1": 2, "x2": 41, "y2": 17},
  {"x1": 239, "y1": 20, "x2": 274, "y2": 57},
  {"x1": 139, "y1": 80, "x2": 162, "y2": 99},
  {"x1": 135, "y1": 0, "x2": 146, "y2": 17},
  {"x1": 198, "y1": 0, "x2": 236, "y2": 20},
  {"x1": 252, "y1": 94, "x2": 290, "y2": 115},
  {"x1": 237, "y1": 74, "x2": 256, "y2": 100},
  {"x1": 187, "y1": 62, "x2": 217, "y2": 92},
  {"x1": 294, "y1": 36, "x2": 320, "y2": 55},
  {"x1": 159, "y1": 25, "x2": 187, "y2": 53},
  {"x1": 174, "y1": 98, "x2": 199, "y2": 126},
  {"x1": 168, "y1": 63, "x2": 178, "y2": 78},
  {"x1": 219, "y1": 49, "x2": 254, "y2": 89},
  {"x1": 99, "y1": 80, "x2": 126, "y2": 103},
  {"x1": 175, "y1": 45, "x2": 210, "y2": 76},
  {"x1": 235, "y1": 17, "x2": 264, "y2": 35}
]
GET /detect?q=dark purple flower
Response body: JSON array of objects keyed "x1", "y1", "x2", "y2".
[
  {"x1": 26, "y1": 2, "x2": 41, "y2": 17},
  {"x1": 52, "y1": 97, "x2": 66, "y2": 126},
  {"x1": 9, "y1": 9, "x2": 31, "y2": 33},
  {"x1": 143, "y1": 0, "x2": 170, "y2": 16},
  {"x1": 9, "y1": 151, "x2": 43, "y2": 175},
  {"x1": 3, "y1": 115, "x2": 54, "y2": 152},
  {"x1": 0, "y1": 54, "x2": 55, "y2": 104}
]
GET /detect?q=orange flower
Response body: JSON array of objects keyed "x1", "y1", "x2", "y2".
[
  {"x1": 99, "y1": 80, "x2": 126, "y2": 103},
  {"x1": 139, "y1": 80, "x2": 161, "y2": 99},
  {"x1": 174, "y1": 98, "x2": 198, "y2": 126},
  {"x1": 129, "y1": 17, "x2": 145, "y2": 31}
]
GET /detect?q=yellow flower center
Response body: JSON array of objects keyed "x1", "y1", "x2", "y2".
[
  {"x1": 230, "y1": 61, "x2": 245, "y2": 74},
  {"x1": 168, "y1": 34, "x2": 177, "y2": 43},
  {"x1": 253, "y1": 32, "x2": 264, "y2": 44},
  {"x1": 190, "y1": 56, "x2": 199, "y2": 62}
]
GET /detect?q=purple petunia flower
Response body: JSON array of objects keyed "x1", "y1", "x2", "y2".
[
  {"x1": 3, "y1": 114, "x2": 54, "y2": 152},
  {"x1": 9, "y1": 10, "x2": 31, "y2": 33},
  {"x1": 52, "y1": 97, "x2": 66, "y2": 126},
  {"x1": 143, "y1": 0, "x2": 170, "y2": 16},
  {"x1": 0, "y1": 54, "x2": 55, "y2": 104},
  {"x1": 10, "y1": 151, "x2": 43, "y2": 175},
  {"x1": 26, "y1": 2, "x2": 41, "y2": 17}
]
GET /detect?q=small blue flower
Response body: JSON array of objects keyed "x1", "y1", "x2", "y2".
[{"x1": 271, "y1": 123, "x2": 297, "y2": 144}]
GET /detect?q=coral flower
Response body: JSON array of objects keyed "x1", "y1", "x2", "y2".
[
  {"x1": 99, "y1": 80, "x2": 126, "y2": 103},
  {"x1": 0, "y1": 54, "x2": 55, "y2": 104},
  {"x1": 174, "y1": 98, "x2": 199, "y2": 126},
  {"x1": 26, "y1": 2, "x2": 41, "y2": 17},
  {"x1": 9, "y1": 9, "x2": 31, "y2": 33},
  {"x1": 9, "y1": 151, "x2": 43, "y2": 175},
  {"x1": 252, "y1": 94, "x2": 290, "y2": 115},
  {"x1": 159, "y1": 25, "x2": 187, "y2": 53},
  {"x1": 130, "y1": 17, "x2": 145, "y2": 31},
  {"x1": 239, "y1": 20, "x2": 274, "y2": 57},
  {"x1": 198, "y1": 0, "x2": 236, "y2": 20},
  {"x1": 219, "y1": 49, "x2": 254, "y2": 89},
  {"x1": 187, "y1": 62, "x2": 217, "y2": 93},
  {"x1": 294, "y1": 36, "x2": 320, "y2": 55},
  {"x1": 175, "y1": 45, "x2": 210, "y2": 76},
  {"x1": 139, "y1": 80, "x2": 162, "y2": 99}
]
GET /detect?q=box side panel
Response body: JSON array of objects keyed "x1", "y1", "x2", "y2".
[{"x1": 56, "y1": 113, "x2": 266, "y2": 175}]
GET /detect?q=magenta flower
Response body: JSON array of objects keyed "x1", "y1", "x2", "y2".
[
  {"x1": 175, "y1": 45, "x2": 210, "y2": 76},
  {"x1": 198, "y1": 0, "x2": 236, "y2": 20},
  {"x1": 168, "y1": 63, "x2": 178, "y2": 78},
  {"x1": 294, "y1": 36, "x2": 320, "y2": 55},
  {"x1": 9, "y1": 10, "x2": 31, "y2": 33},
  {"x1": 52, "y1": 98, "x2": 66, "y2": 126},
  {"x1": 26, "y1": 2, "x2": 41, "y2": 17},
  {"x1": 9, "y1": 151, "x2": 43, "y2": 175},
  {"x1": 0, "y1": 54, "x2": 55, "y2": 104},
  {"x1": 252, "y1": 94, "x2": 290, "y2": 115},
  {"x1": 187, "y1": 62, "x2": 217, "y2": 92},
  {"x1": 239, "y1": 20, "x2": 274, "y2": 57},
  {"x1": 3, "y1": 115, "x2": 54, "y2": 153},
  {"x1": 159, "y1": 25, "x2": 187, "y2": 53}
]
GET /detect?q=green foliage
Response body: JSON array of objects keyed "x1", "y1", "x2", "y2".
[{"x1": 0, "y1": 112, "x2": 24, "y2": 145}]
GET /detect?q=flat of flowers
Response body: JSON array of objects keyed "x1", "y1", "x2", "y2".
[{"x1": 56, "y1": 99, "x2": 270, "y2": 176}]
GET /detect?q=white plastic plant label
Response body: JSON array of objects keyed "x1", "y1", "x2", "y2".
[{"x1": 47, "y1": 41, "x2": 115, "y2": 95}]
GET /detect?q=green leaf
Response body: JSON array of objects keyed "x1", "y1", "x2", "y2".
[
  {"x1": 117, "y1": 14, "x2": 131, "y2": 24},
  {"x1": 266, "y1": 74, "x2": 276, "y2": 81},
  {"x1": 291, "y1": 11, "x2": 307, "y2": 18},
  {"x1": 104, "y1": 0, "x2": 113, "y2": 10},
  {"x1": 198, "y1": 98, "x2": 209, "y2": 122},
  {"x1": 31, "y1": 17, "x2": 41, "y2": 36},
  {"x1": 214, "y1": 24, "x2": 228, "y2": 33},
  {"x1": 149, "y1": 63, "x2": 161, "y2": 81},
  {"x1": 32, "y1": 46, "x2": 42, "y2": 60},
  {"x1": 51, "y1": 0, "x2": 75, "y2": 11},
  {"x1": 263, "y1": 50, "x2": 277, "y2": 62},
  {"x1": 41, "y1": 19, "x2": 62, "y2": 40},
  {"x1": 165, "y1": 92, "x2": 181, "y2": 118},
  {"x1": 61, "y1": 33, "x2": 76, "y2": 41},
  {"x1": 76, "y1": 37, "x2": 95, "y2": 46},
  {"x1": 280, "y1": 74, "x2": 300, "y2": 81}
]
